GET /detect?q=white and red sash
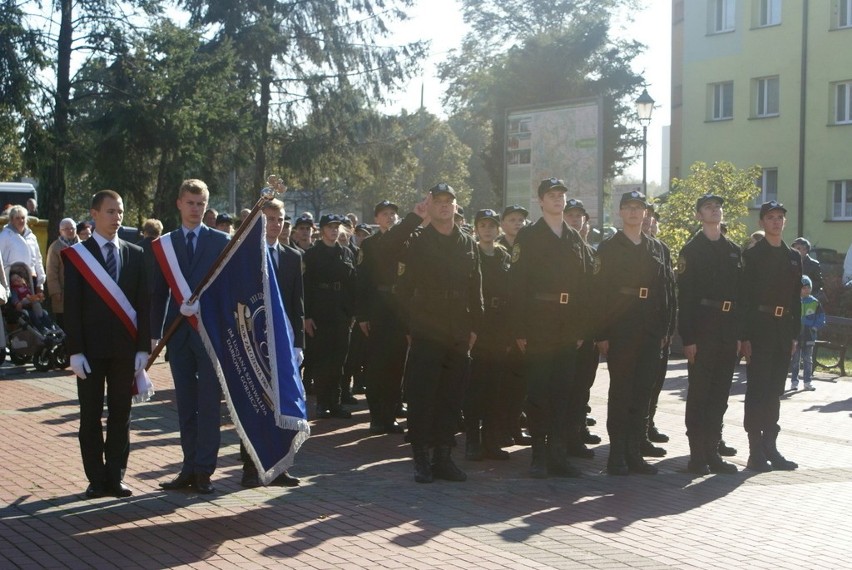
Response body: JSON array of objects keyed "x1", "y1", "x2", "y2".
[
  {"x1": 152, "y1": 232, "x2": 198, "y2": 329},
  {"x1": 63, "y1": 242, "x2": 137, "y2": 340}
]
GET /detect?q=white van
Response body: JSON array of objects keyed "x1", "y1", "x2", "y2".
[{"x1": 0, "y1": 182, "x2": 38, "y2": 210}]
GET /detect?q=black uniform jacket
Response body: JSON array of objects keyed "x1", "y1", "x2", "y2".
[
  {"x1": 677, "y1": 230, "x2": 743, "y2": 346},
  {"x1": 303, "y1": 241, "x2": 356, "y2": 325},
  {"x1": 396, "y1": 223, "x2": 483, "y2": 342},
  {"x1": 508, "y1": 217, "x2": 594, "y2": 342},
  {"x1": 595, "y1": 230, "x2": 671, "y2": 341},
  {"x1": 740, "y1": 238, "x2": 801, "y2": 342}
]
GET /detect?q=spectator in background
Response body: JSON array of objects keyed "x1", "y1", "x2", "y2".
[
  {"x1": 346, "y1": 213, "x2": 358, "y2": 227},
  {"x1": 843, "y1": 242, "x2": 852, "y2": 286},
  {"x1": 26, "y1": 198, "x2": 38, "y2": 216},
  {"x1": 278, "y1": 215, "x2": 293, "y2": 247},
  {"x1": 45, "y1": 217, "x2": 78, "y2": 328},
  {"x1": 791, "y1": 237, "x2": 823, "y2": 297},
  {"x1": 203, "y1": 208, "x2": 218, "y2": 228},
  {"x1": 0, "y1": 205, "x2": 46, "y2": 292},
  {"x1": 137, "y1": 219, "x2": 163, "y2": 295},
  {"x1": 77, "y1": 221, "x2": 92, "y2": 241},
  {"x1": 746, "y1": 230, "x2": 764, "y2": 250},
  {"x1": 216, "y1": 213, "x2": 234, "y2": 235}
]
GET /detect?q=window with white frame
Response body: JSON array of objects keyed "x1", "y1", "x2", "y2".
[
  {"x1": 756, "y1": 168, "x2": 778, "y2": 204},
  {"x1": 835, "y1": 81, "x2": 852, "y2": 124},
  {"x1": 839, "y1": 0, "x2": 852, "y2": 28},
  {"x1": 755, "y1": 76, "x2": 779, "y2": 117},
  {"x1": 712, "y1": 0, "x2": 736, "y2": 32},
  {"x1": 832, "y1": 180, "x2": 852, "y2": 219},
  {"x1": 759, "y1": 0, "x2": 781, "y2": 26},
  {"x1": 710, "y1": 81, "x2": 734, "y2": 120}
]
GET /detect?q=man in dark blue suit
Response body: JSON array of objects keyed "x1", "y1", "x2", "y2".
[
  {"x1": 64, "y1": 190, "x2": 150, "y2": 499},
  {"x1": 152, "y1": 179, "x2": 230, "y2": 494},
  {"x1": 240, "y1": 198, "x2": 306, "y2": 488}
]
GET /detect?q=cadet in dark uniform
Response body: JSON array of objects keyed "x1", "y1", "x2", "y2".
[
  {"x1": 562, "y1": 198, "x2": 601, "y2": 458},
  {"x1": 509, "y1": 178, "x2": 593, "y2": 478},
  {"x1": 740, "y1": 201, "x2": 801, "y2": 472},
  {"x1": 464, "y1": 209, "x2": 512, "y2": 461},
  {"x1": 498, "y1": 205, "x2": 531, "y2": 446},
  {"x1": 595, "y1": 191, "x2": 672, "y2": 476},
  {"x1": 303, "y1": 214, "x2": 357, "y2": 419},
  {"x1": 356, "y1": 200, "x2": 425, "y2": 434},
  {"x1": 641, "y1": 206, "x2": 677, "y2": 458},
  {"x1": 397, "y1": 183, "x2": 483, "y2": 483},
  {"x1": 677, "y1": 194, "x2": 741, "y2": 475}
]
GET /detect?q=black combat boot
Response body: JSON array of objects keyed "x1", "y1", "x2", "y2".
[
  {"x1": 606, "y1": 435, "x2": 629, "y2": 476},
  {"x1": 431, "y1": 446, "x2": 467, "y2": 482},
  {"x1": 582, "y1": 426, "x2": 602, "y2": 445},
  {"x1": 762, "y1": 428, "x2": 798, "y2": 471},
  {"x1": 717, "y1": 439, "x2": 737, "y2": 456},
  {"x1": 412, "y1": 445, "x2": 433, "y2": 483},
  {"x1": 706, "y1": 439, "x2": 738, "y2": 474},
  {"x1": 647, "y1": 424, "x2": 670, "y2": 443},
  {"x1": 686, "y1": 437, "x2": 710, "y2": 476},
  {"x1": 465, "y1": 420, "x2": 483, "y2": 461},
  {"x1": 481, "y1": 427, "x2": 510, "y2": 460},
  {"x1": 566, "y1": 426, "x2": 595, "y2": 459},
  {"x1": 640, "y1": 437, "x2": 667, "y2": 457},
  {"x1": 626, "y1": 434, "x2": 658, "y2": 475},
  {"x1": 746, "y1": 432, "x2": 772, "y2": 472},
  {"x1": 546, "y1": 436, "x2": 581, "y2": 478},
  {"x1": 529, "y1": 436, "x2": 548, "y2": 478}
]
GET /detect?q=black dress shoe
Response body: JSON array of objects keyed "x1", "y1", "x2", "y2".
[
  {"x1": 160, "y1": 472, "x2": 195, "y2": 490},
  {"x1": 106, "y1": 481, "x2": 133, "y2": 498},
  {"x1": 385, "y1": 421, "x2": 405, "y2": 434},
  {"x1": 85, "y1": 483, "x2": 106, "y2": 499},
  {"x1": 341, "y1": 394, "x2": 358, "y2": 405},
  {"x1": 195, "y1": 473, "x2": 215, "y2": 494},
  {"x1": 270, "y1": 471, "x2": 300, "y2": 487},
  {"x1": 316, "y1": 408, "x2": 332, "y2": 419},
  {"x1": 368, "y1": 422, "x2": 387, "y2": 434}
]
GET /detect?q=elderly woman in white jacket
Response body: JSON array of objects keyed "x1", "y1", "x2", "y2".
[{"x1": 0, "y1": 205, "x2": 45, "y2": 292}]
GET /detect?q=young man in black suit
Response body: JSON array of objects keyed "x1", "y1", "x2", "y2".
[
  {"x1": 240, "y1": 198, "x2": 305, "y2": 488},
  {"x1": 64, "y1": 189, "x2": 150, "y2": 498}
]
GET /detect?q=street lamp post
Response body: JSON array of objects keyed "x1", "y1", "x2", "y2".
[{"x1": 635, "y1": 88, "x2": 655, "y2": 196}]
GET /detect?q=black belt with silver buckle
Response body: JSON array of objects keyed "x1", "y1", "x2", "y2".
[
  {"x1": 757, "y1": 304, "x2": 788, "y2": 317},
  {"x1": 414, "y1": 288, "x2": 462, "y2": 300},
  {"x1": 700, "y1": 298, "x2": 734, "y2": 312},
  {"x1": 533, "y1": 292, "x2": 571, "y2": 304},
  {"x1": 317, "y1": 282, "x2": 342, "y2": 291},
  {"x1": 618, "y1": 287, "x2": 650, "y2": 299}
]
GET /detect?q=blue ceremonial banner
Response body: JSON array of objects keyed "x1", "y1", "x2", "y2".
[{"x1": 196, "y1": 212, "x2": 309, "y2": 484}]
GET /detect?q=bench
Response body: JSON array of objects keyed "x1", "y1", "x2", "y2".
[{"x1": 813, "y1": 315, "x2": 852, "y2": 377}]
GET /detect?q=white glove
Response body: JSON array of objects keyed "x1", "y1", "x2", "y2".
[
  {"x1": 134, "y1": 351, "x2": 148, "y2": 373},
  {"x1": 179, "y1": 299, "x2": 200, "y2": 317},
  {"x1": 293, "y1": 347, "x2": 304, "y2": 366},
  {"x1": 70, "y1": 353, "x2": 91, "y2": 379}
]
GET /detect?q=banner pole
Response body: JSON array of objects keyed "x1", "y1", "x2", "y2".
[{"x1": 146, "y1": 175, "x2": 285, "y2": 370}]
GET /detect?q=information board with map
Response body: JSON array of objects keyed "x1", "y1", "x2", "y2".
[{"x1": 504, "y1": 98, "x2": 603, "y2": 227}]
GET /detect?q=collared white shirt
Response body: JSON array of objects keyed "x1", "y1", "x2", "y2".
[{"x1": 91, "y1": 231, "x2": 121, "y2": 280}]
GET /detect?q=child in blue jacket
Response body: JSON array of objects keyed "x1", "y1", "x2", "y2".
[{"x1": 790, "y1": 275, "x2": 826, "y2": 391}]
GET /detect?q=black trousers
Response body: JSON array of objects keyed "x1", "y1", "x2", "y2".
[
  {"x1": 501, "y1": 343, "x2": 527, "y2": 435},
  {"x1": 365, "y1": 308, "x2": 407, "y2": 426},
  {"x1": 343, "y1": 322, "x2": 367, "y2": 392},
  {"x1": 744, "y1": 329, "x2": 791, "y2": 434},
  {"x1": 606, "y1": 332, "x2": 663, "y2": 438},
  {"x1": 524, "y1": 339, "x2": 578, "y2": 439},
  {"x1": 312, "y1": 319, "x2": 351, "y2": 410},
  {"x1": 647, "y1": 343, "x2": 670, "y2": 428},
  {"x1": 77, "y1": 357, "x2": 134, "y2": 486},
  {"x1": 405, "y1": 336, "x2": 469, "y2": 447},
  {"x1": 464, "y1": 338, "x2": 507, "y2": 431},
  {"x1": 568, "y1": 340, "x2": 599, "y2": 429},
  {"x1": 685, "y1": 335, "x2": 738, "y2": 443}
]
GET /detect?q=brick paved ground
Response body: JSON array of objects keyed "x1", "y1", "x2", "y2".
[{"x1": 1, "y1": 355, "x2": 850, "y2": 569}]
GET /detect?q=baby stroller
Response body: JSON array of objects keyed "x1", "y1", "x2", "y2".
[{"x1": 1, "y1": 262, "x2": 68, "y2": 371}]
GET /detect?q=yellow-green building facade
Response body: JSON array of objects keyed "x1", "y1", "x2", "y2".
[{"x1": 670, "y1": 0, "x2": 852, "y2": 252}]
